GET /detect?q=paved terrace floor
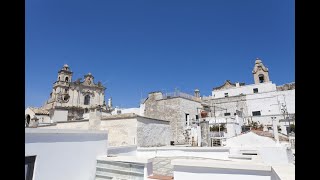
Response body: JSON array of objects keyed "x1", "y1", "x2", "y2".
[{"x1": 152, "y1": 156, "x2": 215, "y2": 176}]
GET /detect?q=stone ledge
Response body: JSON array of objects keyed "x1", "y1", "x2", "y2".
[{"x1": 101, "y1": 113, "x2": 170, "y2": 122}]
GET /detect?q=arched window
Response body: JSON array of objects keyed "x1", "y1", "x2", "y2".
[
  {"x1": 65, "y1": 77, "x2": 69, "y2": 82},
  {"x1": 84, "y1": 95, "x2": 90, "y2": 105},
  {"x1": 58, "y1": 76, "x2": 60, "y2": 81},
  {"x1": 258, "y1": 74, "x2": 265, "y2": 83},
  {"x1": 26, "y1": 114, "x2": 30, "y2": 126}
]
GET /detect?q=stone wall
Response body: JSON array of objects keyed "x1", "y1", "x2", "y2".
[
  {"x1": 144, "y1": 92, "x2": 202, "y2": 143},
  {"x1": 39, "y1": 113, "x2": 176, "y2": 147},
  {"x1": 205, "y1": 95, "x2": 248, "y2": 117},
  {"x1": 100, "y1": 118, "x2": 137, "y2": 147},
  {"x1": 39, "y1": 120, "x2": 89, "y2": 130},
  {"x1": 137, "y1": 116, "x2": 171, "y2": 147}
]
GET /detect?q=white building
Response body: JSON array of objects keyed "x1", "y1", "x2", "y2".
[
  {"x1": 25, "y1": 107, "x2": 51, "y2": 124},
  {"x1": 205, "y1": 58, "x2": 295, "y2": 133}
]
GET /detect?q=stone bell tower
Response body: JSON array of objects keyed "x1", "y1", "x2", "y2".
[
  {"x1": 52, "y1": 64, "x2": 73, "y2": 104},
  {"x1": 252, "y1": 58, "x2": 270, "y2": 84}
]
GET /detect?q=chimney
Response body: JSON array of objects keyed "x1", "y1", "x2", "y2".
[
  {"x1": 194, "y1": 89, "x2": 200, "y2": 98},
  {"x1": 148, "y1": 91, "x2": 163, "y2": 100}
]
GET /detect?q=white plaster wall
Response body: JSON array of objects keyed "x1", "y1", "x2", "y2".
[
  {"x1": 246, "y1": 90, "x2": 295, "y2": 116},
  {"x1": 122, "y1": 108, "x2": 141, "y2": 115},
  {"x1": 112, "y1": 108, "x2": 141, "y2": 115},
  {"x1": 38, "y1": 118, "x2": 134, "y2": 147},
  {"x1": 137, "y1": 117, "x2": 171, "y2": 147},
  {"x1": 258, "y1": 147, "x2": 294, "y2": 165},
  {"x1": 172, "y1": 159, "x2": 272, "y2": 180},
  {"x1": 271, "y1": 167, "x2": 281, "y2": 180},
  {"x1": 137, "y1": 147, "x2": 230, "y2": 160},
  {"x1": 100, "y1": 118, "x2": 138, "y2": 147},
  {"x1": 245, "y1": 89, "x2": 295, "y2": 125},
  {"x1": 277, "y1": 90, "x2": 295, "y2": 114},
  {"x1": 226, "y1": 132, "x2": 277, "y2": 147},
  {"x1": 52, "y1": 109, "x2": 68, "y2": 122},
  {"x1": 83, "y1": 113, "x2": 89, "y2": 119},
  {"x1": 25, "y1": 109, "x2": 51, "y2": 124},
  {"x1": 212, "y1": 82, "x2": 277, "y2": 98},
  {"x1": 140, "y1": 103, "x2": 145, "y2": 116},
  {"x1": 226, "y1": 123, "x2": 237, "y2": 138},
  {"x1": 37, "y1": 115, "x2": 51, "y2": 123},
  {"x1": 247, "y1": 92, "x2": 280, "y2": 116},
  {"x1": 25, "y1": 129, "x2": 108, "y2": 180},
  {"x1": 173, "y1": 166, "x2": 271, "y2": 180},
  {"x1": 25, "y1": 108, "x2": 35, "y2": 118}
]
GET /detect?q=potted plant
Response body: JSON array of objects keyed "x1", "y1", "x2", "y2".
[{"x1": 201, "y1": 111, "x2": 208, "y2": 118}]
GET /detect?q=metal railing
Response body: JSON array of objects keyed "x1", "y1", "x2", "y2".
[{"x1": 163, "y1": 91, "x2": 201, "y2": 102}]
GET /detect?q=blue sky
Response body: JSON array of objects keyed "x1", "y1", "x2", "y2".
[{"x1": 26, "y1": 0, "x2": 295, "y2": 108}]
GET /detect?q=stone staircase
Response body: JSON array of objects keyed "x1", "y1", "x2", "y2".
[{"x1": 95, "y1": 159, "x2": 145, "y2": 180}]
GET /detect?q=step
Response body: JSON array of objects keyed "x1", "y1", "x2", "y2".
[
  {"x1": 96, "y1": 165, "x2": 144, "y2": 176},
  {"x1": 96, "y1": 161, "x2": 144, "y2": 174},
  {"x1": 96, "y1": 170, "x2": 144, "y2": 180}
]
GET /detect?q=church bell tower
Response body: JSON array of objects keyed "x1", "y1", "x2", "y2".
[
  {"x1": 252, "y1": 58, "x2": 270, "y2": 84},
  {"x1": 53, "y1": 64, "x2": 73, "y2": 104}
]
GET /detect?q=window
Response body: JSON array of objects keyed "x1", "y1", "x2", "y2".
[
  {"x1": 65, "y1": 77, "x2": 69, "y2": 82},
  {"x1": 195, "y1": 115, "x2": 199, "y2": 120},
  {"x1": 65, "y1": 88, "x2": 68, "y2": 93},
  {"x1": 252, "y1": 111, "x2": 261, "y2": 116},
  {"x1": 253, "y1": 88, "x2": 258, "y2": 93},
  {"x1": 84, "y1": 95, "x2": 90, "y2": 105},
  {"x1": 224, "y1": 93, "x2": 229, "y2": 97},
  {"x1": 234, "y1": 113, "x2": 237, "y2": 116},
  {"x1": 25, "y1": 156, "x2": 36, "y2": 180},
  {"x1": 185, "y1": 114, "x2": 190, "y2": 126},
  {"x1": 258, "y1": 74, "x2": 264, "y2": 83},
  {"x1": 224, "y1": 112, "x2": 230, "y2": 116}
]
